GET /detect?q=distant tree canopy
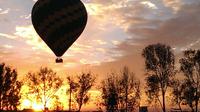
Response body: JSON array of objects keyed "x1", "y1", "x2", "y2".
[
  {"x1": 101, "y1": 67, "x2": 140, "y2": 112},
  {"x1": 0, "y1": 63, "x2": 22, "y2": 110},
  {"x1": 142, "y1": 43, "x2": 176, "y2": 112},
  {"x1": 25, "y1": 67, "x2": 63, "y2": 110}
]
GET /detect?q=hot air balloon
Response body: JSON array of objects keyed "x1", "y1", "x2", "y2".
[{"x1": 31, "y1": 0, "x2": 87, "y2": 63}]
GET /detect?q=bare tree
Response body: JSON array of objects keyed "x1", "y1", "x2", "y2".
[
  {"x1": 179, "y1": 49, "x2": 200, "y2": 112},
  {"x1": 0, "y1": 63, "x2": 22, "y2": 110},
  {"x1": 142, "y1": 43, "x2": 176, "y2": 112},
  {"x1": 25, "y1": 67, "x2": 63, "y2": 110},
  {"x1": 75, "y1": 72, "x2": 95, "y2": 112}
]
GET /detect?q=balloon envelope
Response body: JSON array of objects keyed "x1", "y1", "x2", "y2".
[{"x1": 31, "y1": 0, "x2": 87, "y2": 57}]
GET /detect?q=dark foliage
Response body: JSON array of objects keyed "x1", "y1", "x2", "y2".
[
  {"x1": 171, "y1": 79, "x2": 184, "y2": 112},
  {"x1": 0, "y1": 63, "x2": 22, "y2": 110},
  {"x1": 74, "y1": 73, "x2": 96, "y2": 112},
  {"x1": 101, "y1": 67, "x2": 140, "y2": 112},
  {"x1": 142, "y1": 43, "x2": 176, "y2": 112},
  {"x1": 101, "y1": 74, "x2": 119, "y2": 112},
  {"x1": 179, "y1": 49, "x2": 200, "y2": 112}
]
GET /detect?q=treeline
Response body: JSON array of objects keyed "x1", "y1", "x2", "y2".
[{"x1": 0, "y1": 43, "x2": 200, "y2": 112}]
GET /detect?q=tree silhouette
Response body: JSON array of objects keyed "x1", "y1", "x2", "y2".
[
  {"x1": 179, "y1": 49, "x2": 200, "y2": 112},
  {"x1": 101, "y1": 67, "x2": 140, "y2": 112},
  {"x1": 74, "y1": 72, "x2": 95, "y2": 112},
  {"x1": 53, "y1": 96, "x2": 63, "y2": 111},
  {"x1": 25, "y1": 67, "x2": 63, "y2": 110},
  {"x1": 0, "y1": 63, "x2": 22, "y2": 110},
  {"x1": 182, "y1": 80, "x2": 196, "y2": 112},
  {"x1": 171, "y1": 79, "x2": 184, "y2": 112},
  {"x1": 145, "y1": 74, "x2": 160, "y2": 105},
  {"x1": 101, "y1": 74, "x2": 119, "y2": 112},
  {"x1": 118, "y1": 67, "x2": 140, "y2": 111},
  {"x1": 142, "y1": 43, "x2": 175, "y2": 112},
  {"x1": 66, "y1": 76, "x2": 79, "y2": 111}
]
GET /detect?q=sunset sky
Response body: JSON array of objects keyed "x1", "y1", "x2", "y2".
[
  {"x1": 0, "y1": 0, "x2": 200, "y2": 79},
  {"x1": 0, "y1": 0, "x2": 200, "y2": 110}
]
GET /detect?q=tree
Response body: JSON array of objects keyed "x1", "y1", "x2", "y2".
[
  {"x1": 182, "y1": 80, "x2": 196, "y2": 112},
  {"x1": 179, "y1": 49, "x2": 200, "y2": 112},
  {"x1": 75, "y1": 73, "x2": 95, "y2": 112},
  {"x1": 53, "y1": 96, "x2": 63, "y2": 111},
  {"x1": 0, "y1": 63, "x2": 22, "y2": 110},
  {"x1": 66, "y1": 76, "x2": 79, "y2": 111},
  {"x1": 171, "y1": 79, "x2": 184, "y2": 112},
  {"x1": 142, "y1": 43, "x2": 176, "y2": 112},
  {"x1": 25, "y1": 67, "x2": 63, "y2": 110},
  {"x1": 101, "y1": 67, "x2": 140, "y2": 112},
  {"x1": 101, "y1": 74, "x2": 119, "y2": 112},
  {"x1": 118, "y1": 67, "x2": 140, "y2": 111},
  {"x1": 145, "y1": 74, "x2": 160, "y2": 105}
]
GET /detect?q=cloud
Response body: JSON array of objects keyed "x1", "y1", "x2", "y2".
[
  {"x1": 130, "y1": 3, "x2": 200, "y2": 48},
  {"x1": 92, "y1": 39, "x2": 107, "y2": 45},
  {"x1": 85, "y1": 3, "x2": 105, "y2": 16},
  {"x1": 0, "y1": 8, "x2": 10, "y2": 15},
  {"x1": 0, "y1": 33, "x2": 18, "y2": 39},
  {"x1": 63, "y1": 63, "x2": 78, "y2": 68},
  {"x1": 12, "y1": 22, "x2": 119, "y2": 67},
  {"x1": 163, "y1": 0, "x2": 198, "y2": 12},
  {"x1": 107, "y1": 1, "x2": 200, "y2": 56},
  {"x1": 14, "y1": 25, "x2": 52, "y2": 53},
  {"x1": 141, "y1": 1, "x2": 158, "y2": 9},
  {"x1": 3, "y1": 44, "x2": 13, "y2": 49},
  {"x1": 112, "y1": 40, "x2": 121, "y2": 45},
  {"x1": 1, "y1": 0, "x2": 200, "y2": 78},
  {"x1": 83, "y1": 0, "x2": 200, "y2": 79},
  {"x1": 20, "y1": 14, "x2": 31, "y2": 19},
  {"x1": 0, "y1": 45, "x2": 15, "y2": 61}
]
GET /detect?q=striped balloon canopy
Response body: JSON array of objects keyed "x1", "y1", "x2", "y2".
[{"x1": 31, "y1": 0, "x2": 87, "y2": 62}]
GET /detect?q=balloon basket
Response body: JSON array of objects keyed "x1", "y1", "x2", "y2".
[{"x1": 56, "y1": 57, "x2": 63, "y2": 63}]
